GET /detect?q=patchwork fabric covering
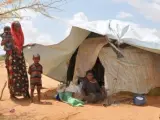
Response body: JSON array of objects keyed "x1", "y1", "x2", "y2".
[{"x1": 23, "y1": 19, "x2": 160, "y2": 94}]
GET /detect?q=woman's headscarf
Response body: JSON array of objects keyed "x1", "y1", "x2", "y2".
[{"x1": 11, "y1": 21, "x2": 24, "y2": 54}]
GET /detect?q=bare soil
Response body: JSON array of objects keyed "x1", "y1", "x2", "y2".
[{"x1": 0, "y1": 61, "x2": 160, "y2": 120}]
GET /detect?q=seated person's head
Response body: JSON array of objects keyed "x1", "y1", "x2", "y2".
[{"x1": 86, "y1": 70, "x2": 94, "y2": 81}]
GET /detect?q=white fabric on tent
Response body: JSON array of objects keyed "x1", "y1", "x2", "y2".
[
  {"x1": 70, "y1": 20, "x2": 160, "y2": 54},
  {"x1": 72, "y1": 37, "x2": 107, "y2": 83},
  {"x1": 98, "y1": 46, "x2": 160, "y2": 94}
]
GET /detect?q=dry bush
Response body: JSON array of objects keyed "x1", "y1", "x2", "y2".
[{"x1": 0, "y1": 0, "x2": 67, "y2": 22}]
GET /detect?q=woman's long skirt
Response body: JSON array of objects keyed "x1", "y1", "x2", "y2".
[{"x1": 5, "y1": 50, "x2": 30, "y2": 98}]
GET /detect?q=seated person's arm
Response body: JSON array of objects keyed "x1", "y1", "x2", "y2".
[
  {"x1": 94, "y1": 79, "x2": 101, "y2": 92},
  {"x1": 100, "y1": 86, "x2": 106, "y2": 95},
  {"x1": 81, "y1": 80, "x2": 87, "y2": 96},
  {"x1": 95, "y1": 80, "x2": 106, "y2": 95}
]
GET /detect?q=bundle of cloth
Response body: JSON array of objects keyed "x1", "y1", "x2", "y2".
[{"x1": 55, "y1": 82, "x2": 84, "y2": 107}]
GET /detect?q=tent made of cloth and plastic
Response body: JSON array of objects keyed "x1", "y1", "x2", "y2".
[{"x1": 23, "y1": 19, "x2": 160, "y2": 95}]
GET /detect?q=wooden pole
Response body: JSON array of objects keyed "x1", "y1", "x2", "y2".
[
  {"x1": 0, "y1": 81, "x2": 7, "y2": 100},
  {"x1": 105, "y1": 36, "x2": 124, "y2": 58}
]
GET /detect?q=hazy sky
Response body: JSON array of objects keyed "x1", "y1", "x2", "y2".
[{"x1": 0, "y1": 0, "x2": 160, "y2": 54}]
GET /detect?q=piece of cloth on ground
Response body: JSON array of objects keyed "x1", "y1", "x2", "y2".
[{"x1": 58, "y1": 92, "x2": 84, "y2": 107}]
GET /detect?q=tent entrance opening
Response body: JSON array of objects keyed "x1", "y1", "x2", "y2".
[{"x1": 92, "y1": 57, "x2": 105, "y2": 87}]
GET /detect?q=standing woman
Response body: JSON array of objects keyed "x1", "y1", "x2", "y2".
[{"x1": 10, "y1": 21, "x2": 30, "y2": 98}]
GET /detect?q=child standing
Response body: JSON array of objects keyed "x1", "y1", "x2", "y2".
[{"x1": 28, "y1": 54, "x2": 43, "y2": 102}]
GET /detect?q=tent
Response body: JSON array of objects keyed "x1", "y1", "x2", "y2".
[{"x1": 23, "y1": 19, "x2": 160, "y2": 95}]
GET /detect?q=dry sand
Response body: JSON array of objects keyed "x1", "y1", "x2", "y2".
[{"x1": 0, "y1": 61, "x2": 160, "y2": 120}]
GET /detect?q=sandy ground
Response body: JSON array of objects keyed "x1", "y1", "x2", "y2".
[{"x1": 0, "y1": 61, "x2": 160, "y2": 120}]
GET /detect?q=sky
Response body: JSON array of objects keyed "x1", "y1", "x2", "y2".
[{"x1": 0, "y1": 0, "x2": 160, "y2": 54}]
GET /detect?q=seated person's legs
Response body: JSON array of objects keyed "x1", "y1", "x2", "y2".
[{"x1": 83, "y1": 93, "x2": 96, "y2": 103}]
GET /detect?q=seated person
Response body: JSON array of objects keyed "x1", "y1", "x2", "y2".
[{"x1": 81, "y1": 70, "x2": 106, "y2": 103}]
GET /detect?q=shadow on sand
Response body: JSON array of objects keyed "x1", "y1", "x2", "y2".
[
  {"x1": 10, "y1": 87, "x2": 160, "y2": 108},
  {"x1": 11, "y1": 97, "x2": 31, "y2": 106},
  {"x1": 38, "y1": 88, "x2": 160, "y2": 108},
  {"x1": 32, "y1": 87, "x2": 58, "y2": 105},
  {"x1": 91, "y1": 94, "x2": 160, "y2": 108},
  {"x1": 10, "y1": 87, "x2": 57, "y2": 106}
]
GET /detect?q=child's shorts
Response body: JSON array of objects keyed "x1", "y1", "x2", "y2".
[{"x1": 30, "y1": 80, "x2": 42, "y2": 90}]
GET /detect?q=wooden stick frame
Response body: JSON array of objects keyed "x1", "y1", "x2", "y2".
[{"x1": 105, "y1": 35, "x2": 124, "y2": 58}]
